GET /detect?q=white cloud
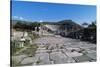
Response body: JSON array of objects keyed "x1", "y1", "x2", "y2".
[
  {"x1": 12, "y1": 16, "x2": 24, "y2": 20},
  {"x1": 19, "y1": 17, "x2": 24, "y2": 20},
  {"x1": 39, "y1": 20, "x2": 43, "y2": 22},
  {"x1": 13, "y1": 16, "x2": 18, "y2": 19}
]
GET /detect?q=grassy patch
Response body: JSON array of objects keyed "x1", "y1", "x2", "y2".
[
  {"x1": 11, "y1": 41, "x2": 23, "y2": 56},
  {"x1": 11, "y1": 58, "x2": 19, "y2": 67}
]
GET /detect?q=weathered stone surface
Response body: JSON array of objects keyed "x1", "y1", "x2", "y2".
[
  {"x1": 86, "y1": 52, "x2": 96, "y2": 60},
  {"x1": 65, "y1": 47, "x2": 81, "y2": 52},
  {"x1": 72, "y1": 55, "x2": 92, "y2": 62},
  {"x1": 87, "y1": 50, "x2": 96, "y2": 53},
  {"x1": 65, "y1": 51, "x2": 83, "y2": 57},
  {"x1": 37, "y1": 47, "x2": 46, "y2": 50},
  {"x1": 35, "y1": 53, "x2": 50, "y2": 64},
  {"x1": 36, "y1": 49, "x2": 49, "y2": 53},
  {"x1": 20, "y1": 57, "x2": 35, "y2": 65},
  {"x1": 12, "y1": 55, "x2": 27, "y2": 63},
  {"x1": 34, "y1": 36, "x2": 96, "y2": 64},
  {"x1": 13, "y1": 36, "x2": 96, "y2": 66},
  {"x1": 50, "y1": 52, "x2": 69, "y2": 64}
]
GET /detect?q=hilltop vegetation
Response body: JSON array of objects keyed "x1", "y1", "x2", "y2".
[
  {"x1": 11, "y1": 20, "x2": 41, "y2": 31},
  {"x1": 11, "y1": 19, "x2": 96, "y2": 34},
  {"x1": 11, "y1": 19, "x2": 82, "y2": 31}
]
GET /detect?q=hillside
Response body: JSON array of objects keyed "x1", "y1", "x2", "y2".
[{"x1": 11, "y1": 19, "x2": 82, "y2": 32}]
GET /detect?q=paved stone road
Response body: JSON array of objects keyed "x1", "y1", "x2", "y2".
[{"x1": 13, "y1": 35, "x2": 96, "y2": 66}]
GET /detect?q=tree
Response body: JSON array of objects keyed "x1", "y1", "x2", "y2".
[{"x1": 88, "y1": 21, "x2": 96, "y2": 28}]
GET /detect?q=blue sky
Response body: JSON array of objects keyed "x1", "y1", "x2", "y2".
[{"x1": 11, "y1": 1, "x2": 96, "y2": 24}]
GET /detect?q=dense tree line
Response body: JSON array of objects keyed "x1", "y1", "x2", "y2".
[
  {"x1": 88, "y1": 21, "x2": 96, "y2": 28},
  {"x1": 12, "y1": 21, "x2": 41, "y2": 31},
  {"x1": 66, "y1": 21, "x2": 96, "y2": 43}
]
